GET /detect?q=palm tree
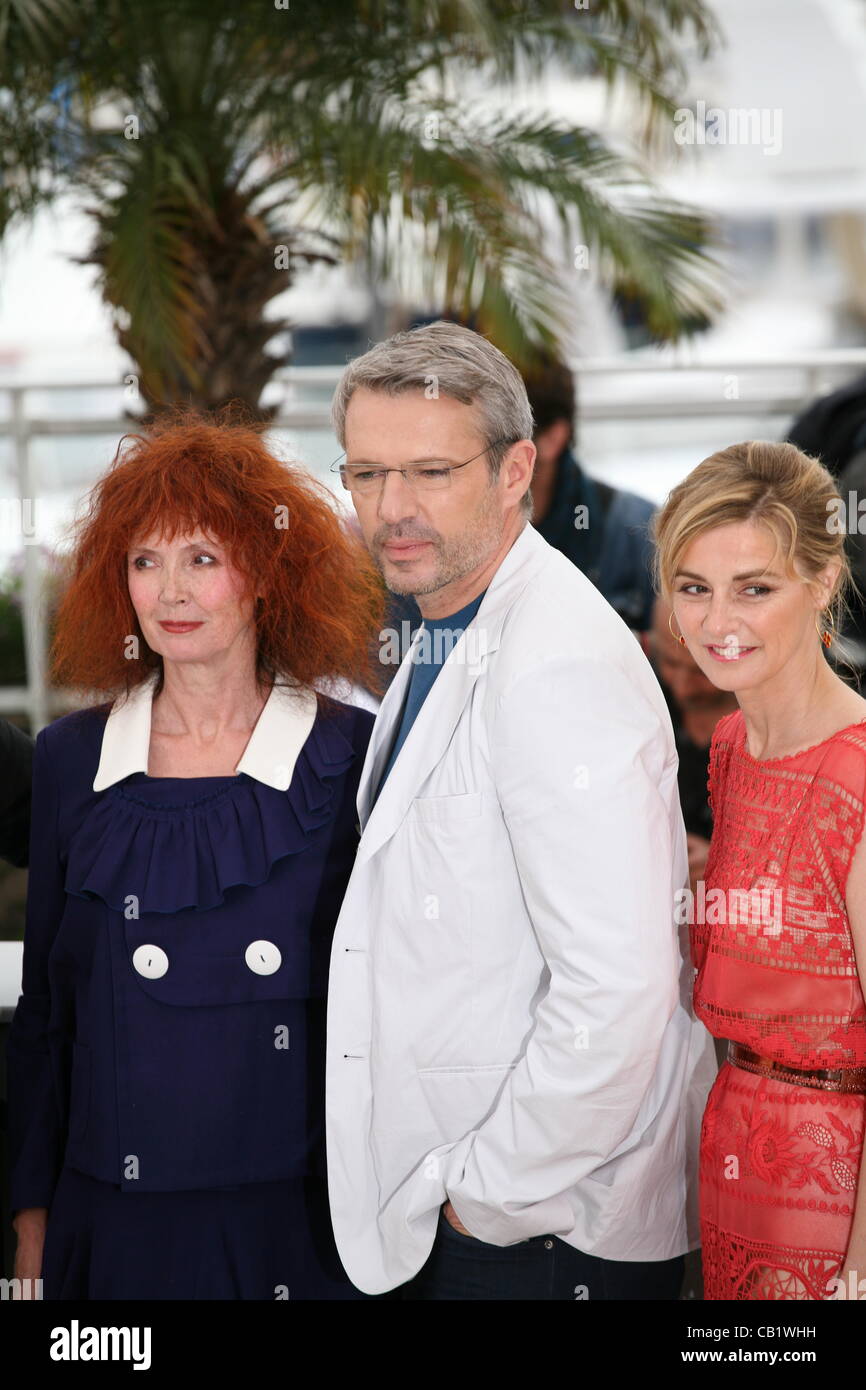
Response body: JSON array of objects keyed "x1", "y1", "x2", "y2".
[{"x1": 0, "y1": 0, "x2": 723, "y2": 417}]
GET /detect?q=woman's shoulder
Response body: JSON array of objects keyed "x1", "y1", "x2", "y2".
[
  {"x1": 313, "y1": 691, "x2": 376, "y2": 750},
  {"x1": 708, "y1": 708, "x2": 743, "y2": 753},
  {"x1": 705, "y1": 710, "x2": 742, "y2": 817},
  {"x1": 36, "y1": 703, "x2": 111, "y2": 765},
  {"x1": 29, "y1": 706, "x2": 114, "y2": 839},
  {"x1": 812, "y1": 709, "x2": 866, "y2": 794}
]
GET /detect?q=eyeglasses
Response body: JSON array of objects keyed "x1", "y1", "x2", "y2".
[{"x1": 329, "y1": 437, "x2": 514, "y2": 494}]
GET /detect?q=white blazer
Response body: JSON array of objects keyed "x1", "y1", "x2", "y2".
[{"x1": 325, "y1": 521, "x2": 717, "y2": 1295}]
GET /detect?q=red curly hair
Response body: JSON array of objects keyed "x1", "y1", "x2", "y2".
[{"x1": 50, "y1": 406, "x2": 388, "y2": 706}]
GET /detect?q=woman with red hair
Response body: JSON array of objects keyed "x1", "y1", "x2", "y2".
[{"x1": 7, "y1": 409, "x2": 385, "y2": 1300}]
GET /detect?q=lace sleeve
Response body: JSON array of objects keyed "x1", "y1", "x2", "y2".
[
  {"x1": 817, "y1": 730, "x2": 866, "y2": 905},
  {"x1": 706, "y1": 710, "x2": 738, "y2": 822}
]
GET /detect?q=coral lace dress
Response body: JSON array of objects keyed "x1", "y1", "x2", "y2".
[{"x1": 693, "y1": 709, "x2": 866, "y2": 1300}]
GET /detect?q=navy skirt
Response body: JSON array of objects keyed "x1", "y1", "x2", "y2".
[{"x1": 42, "y1": 1165, "x2": 369, "y2": 1300}]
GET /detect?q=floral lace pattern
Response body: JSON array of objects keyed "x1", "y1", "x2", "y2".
[{"x1": 695, "y1": 710, "x2": 866, "y2": 1299}]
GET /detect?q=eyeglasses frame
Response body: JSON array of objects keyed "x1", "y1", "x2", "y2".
[{"x1": 328, "y1": 436, "x2": 516, "y2": 492}]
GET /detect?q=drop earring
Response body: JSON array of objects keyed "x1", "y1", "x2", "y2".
[{"x1": 668, "y1": 612, "x2": 686, "y2": 646}]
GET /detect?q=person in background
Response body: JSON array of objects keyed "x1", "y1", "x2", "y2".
[
  {"x1": 786, "y1": 370, "x2": 866, "y2": 685},
  {"x1": 648, "y1": 597, "x2": 737, "y2": 896},
  {"x1": 0, "y1": 717, "x2": 33, "y2": 867},
  {"x1": 522, "y1": 355, "x2": 657, "y2": 633}
]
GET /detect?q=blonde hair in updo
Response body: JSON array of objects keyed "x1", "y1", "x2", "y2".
[{"x1": 652, "y1": 440, "x2": 860, "y2": 644}]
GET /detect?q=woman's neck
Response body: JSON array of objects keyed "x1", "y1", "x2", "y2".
[
  {"x1": 152, "y1": 659, "x2": 272, "y2": 740},
  {"x1": 737, "y1": 658, "x2": 866, "y2": 759}
]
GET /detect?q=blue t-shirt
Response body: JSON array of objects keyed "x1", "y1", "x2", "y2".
[{"x1": 372, "y1": 588, "x2": 487, "y2": 804}]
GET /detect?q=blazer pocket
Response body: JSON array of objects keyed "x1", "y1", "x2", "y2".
[
  {"x1": 411, "y1": 791, "x2": 483, "y2": 822},
  {"x1": 416, "y1": 1062, "x2": 517, "y2": 1134},
  {"x1": 68, "y1": 1041, "x2": 91, "y2": 1143},
  {"x1": 417, "y1": 1062, "x2": 517, "y2": 1076}
]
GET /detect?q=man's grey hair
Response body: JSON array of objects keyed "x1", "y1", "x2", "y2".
[{"x1": 330, "y1": 320, "x2": 535, "y2": 517}]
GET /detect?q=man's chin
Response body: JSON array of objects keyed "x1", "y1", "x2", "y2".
[
  {"x1": 384, "y1": 579, "x2": 419, "y2": 597},
  {"x1": 385, "y1": 569, "x2": 448, "y2": 600},
  {"x1": 379, "y1": 556, "x2": 435, "y2": 593}
]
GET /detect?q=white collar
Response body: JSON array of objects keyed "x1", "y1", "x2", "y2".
[{"x1": 92, "y1": 671, "x2": 318, "y2": 792}]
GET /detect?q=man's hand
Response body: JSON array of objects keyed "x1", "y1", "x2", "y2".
[
  {"x1": 442, "y1": 1199, "x2": 475, "y2": 1236},
  {"x1": 12, "y1": 1208, "x2": 47, "y2": 1295}
]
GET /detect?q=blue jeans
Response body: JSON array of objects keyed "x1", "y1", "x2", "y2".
[{"x1": 400, "y1": 1207, "x2": 685, "y2": 1300}]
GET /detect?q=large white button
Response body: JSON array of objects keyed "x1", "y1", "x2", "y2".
[
  {"x1": 245, "y1": 940, "x2": 282, "y2": 975},
  {"x1": 132, "y1": 944, "x2": 169, "y2": 979}
]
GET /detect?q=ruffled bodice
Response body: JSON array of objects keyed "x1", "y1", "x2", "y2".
[{"x1": 63, "y1": 707, "x2": 358, "y2": 914}]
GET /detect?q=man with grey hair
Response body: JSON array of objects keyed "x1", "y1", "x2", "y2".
[{"x1": 325, "y1": 320, "x2": 716, "y2": 1299}]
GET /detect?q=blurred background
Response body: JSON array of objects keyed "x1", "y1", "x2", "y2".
[{"x1": 3, "y1": 0, "x2": 866, "y2": 1296}]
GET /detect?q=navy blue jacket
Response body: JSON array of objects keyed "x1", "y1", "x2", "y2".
[
  {"x1": 6, "y1": 692, "x2": 373, "y2": 1214},
  {"x1": 0, "y1": 715, "x2": 33, "y2": 867}
]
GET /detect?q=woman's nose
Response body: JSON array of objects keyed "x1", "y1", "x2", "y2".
[
  {"x1": 704, "y1": 596, "x2": 738, "y2": 636},
  {"x1": 159, "y1": 570, "x2": 188, "y2": 602}
]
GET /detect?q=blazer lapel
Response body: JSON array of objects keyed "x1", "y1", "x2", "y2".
[
  {"x1": 354, "y1": 522, "x2": 551, "y2": 867},
  {"x1": 355, "y1": 624, "x2": 425, "y2": 829},
  {"x1": 355, "y1": 631, "x2": 490, "y2": 867}
]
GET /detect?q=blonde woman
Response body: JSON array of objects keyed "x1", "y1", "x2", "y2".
[{"x1": 654, "y1": 441, "x2": 866, "y2": 1301}]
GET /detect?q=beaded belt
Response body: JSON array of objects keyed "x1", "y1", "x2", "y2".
[{"x1": 727, "y1": 1041, "x2": 866, "y2": 1094}]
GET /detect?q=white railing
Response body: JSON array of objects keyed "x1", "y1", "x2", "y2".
[{"x1": 3, "y1": 350, "x2": 866, "y2": 732}]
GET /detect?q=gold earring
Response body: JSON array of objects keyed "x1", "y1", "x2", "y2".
[
  {"x1": 668, "y1": 612, "x2": 686, "y2": 646},
  {"x1": 815, "y1": 609, "x2": 834, "y2": 649}
]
